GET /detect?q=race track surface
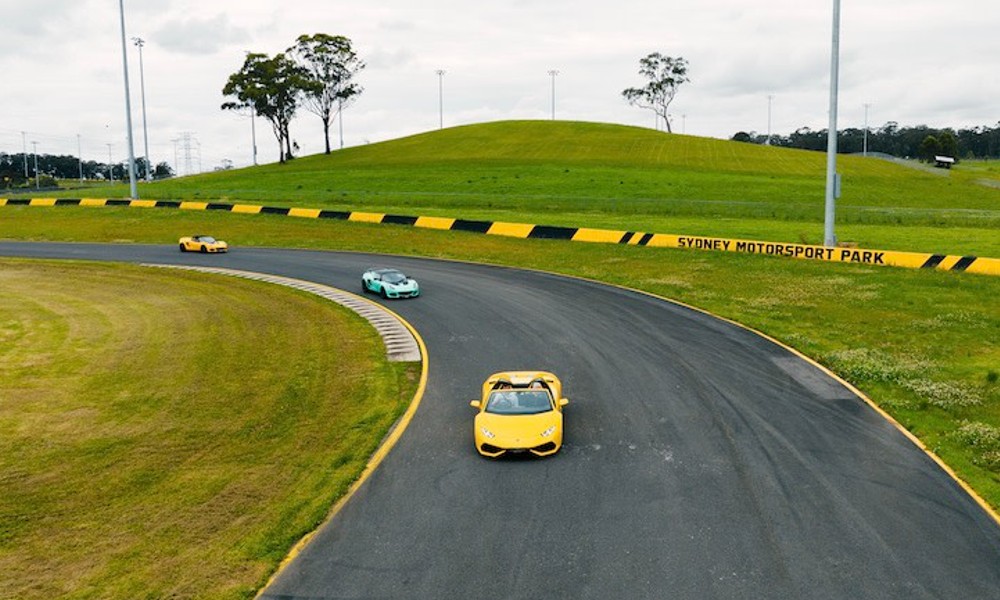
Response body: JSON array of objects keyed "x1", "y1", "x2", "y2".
[{"x1": 3, "y1": 242, "x2": 999, "y2": 599}]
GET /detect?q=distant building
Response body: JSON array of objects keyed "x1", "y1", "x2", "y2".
[{"x1": 934, "y1": 155, "x2": 955, "y2": 169}]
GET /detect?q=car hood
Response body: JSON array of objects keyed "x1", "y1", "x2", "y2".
[
  {"x1": 476, "y1": 411, "x2": 560, "y2": 437},
  {"x1": 384, "y1": 279, "x2": 417, "y2": 290}
]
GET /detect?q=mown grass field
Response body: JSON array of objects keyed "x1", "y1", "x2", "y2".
[
  {"x1": 1, "y1": 120, "x2": 998, "y2": 595},
  {"x1": 11, "y1": 121, "x2": 1000, "y2": 254},
  {"x1": 0, "y1": 260, "x2": 418, "y2": 599}
]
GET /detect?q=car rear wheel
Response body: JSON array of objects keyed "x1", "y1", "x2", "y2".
[
  {"x1": 179, "y1": 244, "x2": 186, "y2": 252},
  {"x1": 362, "y1": 280, "x2": 369, "y2": 293}
]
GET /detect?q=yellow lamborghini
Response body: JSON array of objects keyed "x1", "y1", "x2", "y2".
[
  {"x1": 179, "y1": 235, "x2": 229, "y2": 253},
  {"x1": 470, "y1": 371, "x2": 569, "y2": 458}
]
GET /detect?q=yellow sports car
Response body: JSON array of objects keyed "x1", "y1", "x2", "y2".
[
  {"x1": 470, "y1": 371, "x2": 569, "y2": 457},
  {"x1": 178, "y1": 235, "x2": 229, "y2": 253}
]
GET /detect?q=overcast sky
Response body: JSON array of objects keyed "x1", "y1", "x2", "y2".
[{"x1": 2, "y1": 0, "x2": 998, "y2": 172}]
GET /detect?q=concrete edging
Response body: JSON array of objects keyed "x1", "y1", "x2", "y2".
[{"x1": 144, "y1": 264, "x2": 421, "y2": 362}]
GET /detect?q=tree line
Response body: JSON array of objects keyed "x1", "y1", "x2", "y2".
[
  {"x1": 0, "y1": 153, "x2": 171, "y2": 189},
  {"x1": 731, "y1": 122, "x2": 1000, "y2": 162}
]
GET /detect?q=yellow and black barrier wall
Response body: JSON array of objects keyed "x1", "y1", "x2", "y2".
[{"x1": 3, "y1": 197, "x2": 998, "y2": 276}]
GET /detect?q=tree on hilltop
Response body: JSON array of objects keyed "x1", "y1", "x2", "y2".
[
  {"x1": 222, "y1": 52, "x2": 309, "y2": 163},
  {"x1": 622, "y1": 53, "x2": 690, "y2": 133},
  {"x1": 289, "y1": 34, "x2": 365, "y2": 154}
]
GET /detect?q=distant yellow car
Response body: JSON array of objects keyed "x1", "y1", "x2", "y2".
[
  {"x1": 179, "y1": 235, "x2": 228, "y2": 253},
  {"x1": 470, "y1": 371, "x2": 569, "y2": 457}
]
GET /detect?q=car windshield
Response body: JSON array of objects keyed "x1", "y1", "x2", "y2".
[
  {"x1": 198, "y1": 236, "x2": 217, "y2": 243},
  {"x1": 382, "y1": 271, "x2": 407, "y2": 284},
  {"x1": 485, "y1": 390, "x2": 553, "y2": 415}
]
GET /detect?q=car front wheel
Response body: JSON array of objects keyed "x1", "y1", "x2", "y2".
[
  {"x1": 200, "y1": 245, "x2": 207, "y2": 253},
  {"x1": 179, "y1": 244, "x2": 186, "y2": 252}
]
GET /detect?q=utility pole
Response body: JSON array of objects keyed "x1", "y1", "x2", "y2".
[
  {"x1": 132, "y1": 36, "x2": 152, "y2": 181},
  {"x1": 31, "y1": 141, "x2": 39, "y2": 189},
  {"x1": 548, "y1": 70, "x2": 559, "y2": 120},
  {"x1": 766, "y1": 95, "x2": 774, "y2": 145},
  {"x1": 824, "y1": 0, "x2": 841, "y2": 247},
  {"x1": 338, "y1": 98, "x2": 344, "y2": 149},
  {"x1": 77, "y1": 134, "x2": 84, "y2": 182},
  {"x1": 862, "y1": 103, "x2": 871, "y2": 156},
  {"x1": 117, "y1": 0, "x2": 138, "y2": 198},
  {"x1": 21, "y1": 131, "x2": 28, "y2": 178},
  {"x1": 251, "y1": 107, "x2": 258, "y2": 164},
  {"x1": 435, "y1": 69, "x2": 445, "y2": 129}
]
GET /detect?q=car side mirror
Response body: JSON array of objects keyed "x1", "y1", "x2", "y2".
[
  {"x1": 470, "y1": 400, "x2": 481, "y2": 409},
  {"x1": 559, "y1": 398, "x2": 569, "y2": 407}
]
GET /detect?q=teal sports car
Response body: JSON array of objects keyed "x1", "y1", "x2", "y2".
[{"x1": 362, "y1": 268, "x2": 420, "y2": 299}]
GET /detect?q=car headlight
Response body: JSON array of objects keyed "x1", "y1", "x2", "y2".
[
  {"x1": 480, "y1": 427, "x2": 495, "y2": 439},
  {"x1": 540, "y1": 426, "x2": 556, "y2": 437}
]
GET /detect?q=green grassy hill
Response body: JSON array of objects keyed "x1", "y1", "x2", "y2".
[{"x1": 20, "y1": 120, "x2": 1000, "y2": 253}]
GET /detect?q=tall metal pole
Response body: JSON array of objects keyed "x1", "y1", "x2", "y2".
[
  {"x1": 338, "y1": 98, "x2": 344, "y2": 149},
  {"x1": 117, "y1": 0, "x2": 138, "y2": 198},
  {"x1": 77, "y1": 134, "x2": 84, "y2": 182},
  {"x1": 766, "y1": 95, "x2": 773, "y2": 145},
  {"x1": 435, "y1": 70, "x2": 445, "y2": 129},
  {"x1": 251, "y1": 108, "x2": 258, "y2": 164},
  {"x1": 172, "y1": 139, "x2": 178, "y2": 176},
  {"x1": 133, "y1": 37, "x2": 151, "y2": 181},
  {"x1": 863, "y1": 103, "x2": 870, "y2": 156},
  {"x1": 107, "y1": 143, "x2": 114, "y2": 182},
  {"x1": 21, "y1": 131, "x2": 28, "y2": 178},
  {"x1": 823, "y1": 0, "x2": 841, "y2": 247},
  {"x1": 31, "y1": 141, "x2": 39, "y2": 189},
  {"x1": 548, "y1": 70, "x2": 559, "y2": 120}
]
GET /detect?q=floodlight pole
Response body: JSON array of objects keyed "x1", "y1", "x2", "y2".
[
  {"x1": 133, "y1": 37, "x2": 151, "y2": 181},
  {"x1": 548, "y1": 70, "x2": 559, "y2": 120},
  {"x1": 251, "y1": 107, "x2": 258, "y2": 164},
  {"x1": 31, "y1": 141, "x2": 39, "y2": 189},
  {"x1": 338, "y1": 98, "x2": 344, "y2": 149},
  {"x1": 77, "y1": 134, "x2": 84, "y2": 182},
  {"x1": 436, "y1": 70, "x2": 445, "y2": 129},
  {"x1": 766, "y1": 95, "x2": 773, "y2": 145},
  {"x1": 21, "y1": 131, "x2": 28, "y2": 178},
  {"x1": 863, "y1": 103, "x2": 871, "y2": 156},
  {"x1": 117, "y1": 0, "x2": 138, "y2": 198},
  {"x1": 823, "y1": 0, "x2": 841, "y2": 247}
]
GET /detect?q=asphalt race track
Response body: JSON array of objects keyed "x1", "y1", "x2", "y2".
[{"x1": 3, "y1": 241, "x2": 999, "y2": 599}]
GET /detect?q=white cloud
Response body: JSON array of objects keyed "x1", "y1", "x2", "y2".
[
  {"x1": 154, "y1": 14, "x2": 250, "y2": 55},
  {"x1": 1, "y1": 0, "x2": 997, "y2": 170}
]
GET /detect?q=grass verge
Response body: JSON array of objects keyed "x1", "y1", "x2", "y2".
[
  {"x1": 0, "y1": 259, "x2": 419, "y2": 599},
  {"x1": 7, "y1": 121, "x2": 999, "y2": 255}
]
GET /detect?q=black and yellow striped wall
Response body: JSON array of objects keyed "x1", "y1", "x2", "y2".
[{"x1": 3, "y1": 197, "x2": 998, "y2": 276}]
